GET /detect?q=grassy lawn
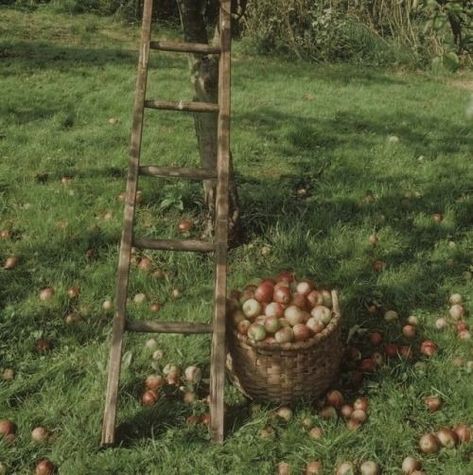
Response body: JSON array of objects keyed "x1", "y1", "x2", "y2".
[{"x1": 1, "y1": 5, "x2": 473, "y2": 474}]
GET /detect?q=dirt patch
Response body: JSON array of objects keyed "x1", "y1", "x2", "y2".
[{"x1": 448, "y1": 77, "x2": 473, "y2": 92}]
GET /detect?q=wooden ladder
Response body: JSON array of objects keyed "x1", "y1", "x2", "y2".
[{"x1": 101, "y1": 0, "x2": 231, "y2": 446}]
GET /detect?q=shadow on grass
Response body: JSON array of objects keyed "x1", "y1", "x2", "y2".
[
  {"x1": 0, "y1": 40, "x2": 184, "y2": 73},
  {"x1": 234, "y1": 106, "x2": 473, "y2": 317},
  {"x1": 116, "y1": 395, "x2": 251, "y2": 445},
  {"x1": 235, "y1": 61, "x2": 408, "y2": 88}
]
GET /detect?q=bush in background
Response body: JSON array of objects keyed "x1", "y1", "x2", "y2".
[{"x1": 242, "y1": 0, "x2": 473, "y2": 67}]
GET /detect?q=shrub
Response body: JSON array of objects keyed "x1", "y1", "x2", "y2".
[{"x1": 242, "y1": 0, "x2": 473, "y2": 66}]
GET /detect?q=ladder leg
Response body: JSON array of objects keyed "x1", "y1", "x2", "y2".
[
  {"x1": 101, "y1": 310, "x2": 126, "y2": 445},
  {"x1": 210, "y1": 248, "x2": 228, "y2": 443},
  {"x1": 101, "y1": 0, "x2": 154, "y2": 446},
  {"x1": 210, "y1": 0, "x2": 232, "y2": 443}
]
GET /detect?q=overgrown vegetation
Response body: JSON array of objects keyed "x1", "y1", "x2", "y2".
[
  {"x1": 1, "y1": 5, "x2": 473, "y2": 474},
  {"x1": 243, "y1": 0, "x2": 473, "y2": 67},
  {"x1": 5, "y1": 0, "x2": 473, "y2": 67}
]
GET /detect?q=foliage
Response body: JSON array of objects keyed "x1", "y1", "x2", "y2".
[{"x1": 242, "y1": 0, "x2": 473, "y2": 66}]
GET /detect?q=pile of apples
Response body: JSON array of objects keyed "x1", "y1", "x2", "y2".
[
  {"x1": 418, "y1": 424, "x2": 471, "y2": 454},
  {"x1": 228, "y1": 271, "x2": 335, "y2": 345},
  {"x1": 141, "y1": 363, "x2": 203, "y2": 408},
  {"x1": 435, "y1": 293, "x2": 471, "y2": 341}
]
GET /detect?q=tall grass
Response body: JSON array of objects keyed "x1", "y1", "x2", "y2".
[{"x1": 242, "y1": 0, "x2": 470, "y2": 67}]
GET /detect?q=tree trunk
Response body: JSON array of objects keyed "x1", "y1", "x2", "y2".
[{"x1": 176, "y1": 0, "x2": 240, "y2": 242}]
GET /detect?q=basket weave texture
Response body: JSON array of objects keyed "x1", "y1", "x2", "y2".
[{"x1": 227, "y1": 290, "x2": 343, "y2": 404}]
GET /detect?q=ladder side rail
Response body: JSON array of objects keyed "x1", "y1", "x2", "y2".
[
  {"x1": 209, "y1": 0, "x2": 232, "y2": 444},
  {"x1": 101, "y1": 0, "x2": 154, "y2": 447}
]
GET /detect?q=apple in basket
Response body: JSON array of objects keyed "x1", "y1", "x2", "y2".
[
  {"x1": 230, "y1": 274, "x2": 335, "y2": 345},
  {"x1": 247, "y1": 323, "x2": 266, "y2": 342}
]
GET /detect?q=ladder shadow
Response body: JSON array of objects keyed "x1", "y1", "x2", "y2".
[{"x1": 0, "y1": 40, "x2": 184, "y2": 73}]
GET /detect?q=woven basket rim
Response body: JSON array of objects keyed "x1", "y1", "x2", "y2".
[{"x1": 230, "y1": 290, "x2": 340, "y2": 352}]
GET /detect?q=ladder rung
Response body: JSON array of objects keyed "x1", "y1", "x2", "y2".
[
  {"x1": 150, "y1": 40, "x2": 221, "y2": 55},
  {"x1": 133, "y1": 237, "x2": 215, "y2": 252},
  {"x1": 144, "y1": 100, "x2": 219, "y2": 113},
  {"x1": 126, "y1": 320, "x2": 213, "y2": 334},
  {"x1": 139, "y1": 166, "x2": 217, "y2": 180}
]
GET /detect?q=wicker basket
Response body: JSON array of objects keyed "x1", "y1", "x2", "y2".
[{"x1": 226, "y1": 290, "x2": 343, "y2": 405}]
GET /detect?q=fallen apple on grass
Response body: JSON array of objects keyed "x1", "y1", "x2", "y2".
[
  {"x1": 35, "y1": 459, "x2": 55, "y2": 475},
  {"x1": 31, "y1": 426, "x2": 50, "y2": 443}
]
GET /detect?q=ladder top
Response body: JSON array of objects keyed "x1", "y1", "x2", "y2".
[{"x1": 150, "y1": 40, "x2": 221, "y2": 55}]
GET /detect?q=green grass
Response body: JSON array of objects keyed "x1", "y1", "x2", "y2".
[{"x1": 1, "y1": 5, "x2": 473, "y2": 474}]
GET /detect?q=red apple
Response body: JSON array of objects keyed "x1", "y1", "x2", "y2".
[
  {"x1": 306, "y1": 290, "x2": 323, "y2": 307},
  {"x1": 254, "y1": 281, "x2": 274, "y2": 303},
  {"x1": 384, "y1": 343, "x2": 399, "y2": 358},
  {"x1": 372, "y1": 260, "x2": 386, "y2": 272},
  {"x1": 265, "y1": 302, "x2": 284, "y2": 318},
  {"x1": 359, "y1": 358, "x2": 376, "y2": 372},
  {"x1": 290, "y1": 293, "x2": 308, "y2": 310},
  {"x1": 141, "y1": 390, "x2": 158, "y2": 406},
  {"x1": 369, "y1": 331, "x2": 383, "y2": 346},
  {"x1": 402, "y1": 324, "x2": 416, "y2": 338},
  {"x1": 326, "y1": 390, "x2": 344, "y2": 408},
  {"x1": 35, "y1": 459, "x2": 55, "y2": 475},
  {"x1": 138, "y1": 257, "x2": 152, "y2": 271},
  {"x1": 274, "y1": 286, "x2": 291, "y2": 305},
  {"x1": 420, "y1": 340, "x2": 438, "y2": 357},
  {"x1": 0, "y1": 420, "x2": 15, "y2": 438},
  {"x1": 293, "y1": 323, "x2": 311, "y2": 341},
  {"x1": 454, "y1": 424, "x2": 471, "y2": 443},
  {"x1": 177, "y1": 218, "x2": 193, "y2": 233},
  {"x1": 424, "y1": 396, "x2": 442, "y2": 412}
]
